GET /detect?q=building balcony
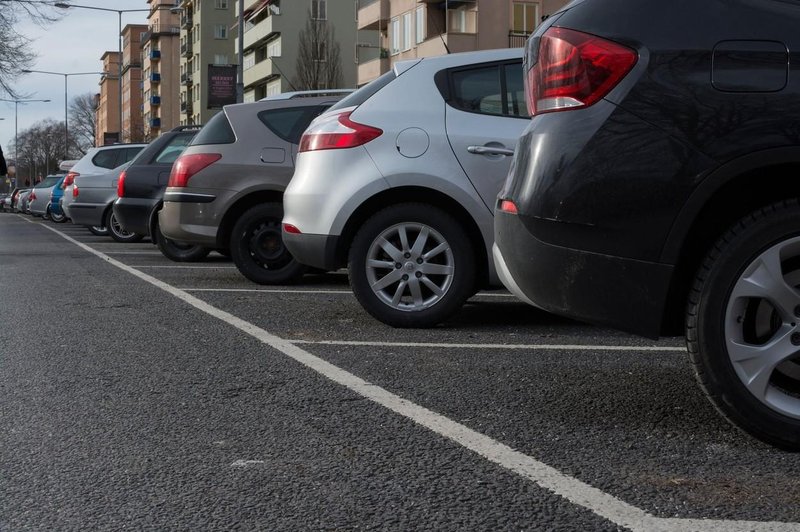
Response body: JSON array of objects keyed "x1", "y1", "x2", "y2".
[
  {"x1": 142, "y1": 24, "x2": 180, "y2": 43},
  {"x1": 180, "y1": 72, "x2": 193, "y2": 85},
  {"x1": 150, "y1": 49, "x2": 161, "y2": 61},
  {"x1": 181, "y1": 14, "x2": 192, "y2": 29},
  {"x1": 150, "y1": 117, "x2": 161, "y2": 129},
  {"x1": 151, "y1": 95, "x2": 161, "y2": 106},
  {"x1": 180, "y1": 101, "x2": 192, "y2": 114},
  {"x1": 243, "y1": 14, "x2": 283, "y2": 51},
  {"x1": 243, "y1": 58, "x2": 276, "y2": 89},
  {"x1": 150, "y1": 72, "x2": 161, "y2": 83},
  {"x1": 181, "y1": 42, "x2": 193, "y2": 57},
  {"x1": 357, "y1": 0, "x2": 389, "y2": 31},
  {"x1": 357, "y1": 57, "x2": 390, "y2": 86},
  {"x1": 416, "y1": 32, "x2": 477, "y2": 57},
  {"x1": 508, "y1": 31, "x2": 529, "y2": 48}
]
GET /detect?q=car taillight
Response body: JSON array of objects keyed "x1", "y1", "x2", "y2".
[
  {"x1": 168, "y1": 153, "x2": 222, "y2": 188},
  {"x1": 63, "y1": 171, "x2": 78, "y2": 188},
  {"x1": 117, "y1": 170, "x2": 127, "y2": 198},
  {"x1": 526, "y1": 27, "x2": 637, "y2": 116},
  {"x1": 298, "y1": 111, "x2": 383, "y2": 153},
  {"x1": 29, "y1": 190, "x2": 36, "y2": 201},
  {"x1": 73, "y1": 185, "x2": 79, "y2": 198},
  {"x1": 498, "y1": 200, "x2": 518, "y2": 214},
  {"x1": 282, "y1": 223, "x2": 301, "y2": 234}
]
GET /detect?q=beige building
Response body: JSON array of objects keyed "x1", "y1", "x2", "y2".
[
  {"x1": 142, "y1": 0, "x2": 182, "y2": 140},
  {"x1": 96, "y1": 51, "x2": 121, "y2": 147},
  {"x1": 239, "y1": 0, "x2": 362, "y2": 101},
  {"x1": 121, "y1": 24, "x2": 149, "y2": 143},
  {"x1": 177, "y1": 0, "x2": 237, "y2": 125},
  {"x1": 356, "y1": 0, "x2": 569, "y2": 86}
]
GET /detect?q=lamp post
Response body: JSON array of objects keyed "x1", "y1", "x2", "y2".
[
  {"x1": 0, "y1": 98, "x2": 51, "y2": 176},
  {"x1": 54, "y1": 3, "x2": 150, "y2": 143},
  {"x1": 21, "y1": 69, "x2": 106, "y2": 159}
]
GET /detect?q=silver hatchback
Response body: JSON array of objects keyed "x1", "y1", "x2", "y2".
[{"x1": 283, "y1": 49, "x2": 528, "y2": 327}]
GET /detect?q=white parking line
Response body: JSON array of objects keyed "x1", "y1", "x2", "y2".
[
  {"x1": 102, "y1": 251, "x2": 163, "y2": 255},
  {"x1": 128, "y1": 265, "x2": 238, "y2": 269},
  {"x1": 289, "y1": 340, "x2": 685, "y2": 352},
  {"x1": 180, "y1": 287, "x2": 517, "y2": 298},
  {"x1": 34, "y1": 220, "x2": 800, "y2": 532}
]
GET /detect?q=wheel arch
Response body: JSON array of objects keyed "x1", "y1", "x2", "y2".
[
  {"x1": 217, "y1": 189, "x2": 284, "y2": 251},
  {"x1": 660, "y1": 148, "x2": 800, "y2": 335},
  {"x1": 337, "y1": 186, "x2": 491, "y2": 288}
]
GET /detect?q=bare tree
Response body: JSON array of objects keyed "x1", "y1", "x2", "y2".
[
  {"x1": 0, "y1": 0, "x2": 62, "y2": 99},
  {"x1": 68, "y1": 92, "x2": 97, "y2": 155},
  {"x1": 294, "y1": 9, "x2": 343, "y2": 91},
  {"x1": 15, "y1": 118, "x2": 63, "y2": 181}
]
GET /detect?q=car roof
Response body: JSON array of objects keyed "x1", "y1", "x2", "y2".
[{"x1": 395, "y1": 47, "x2": 523, "y2": 74}]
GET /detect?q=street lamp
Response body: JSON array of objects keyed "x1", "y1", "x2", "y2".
[
  {"x1": 21, "y1": 69, "x2": 106, "y2": 159},
  {"x1": 0, "y1": 98, "x2": 51, "y2": 180},
  {"x1": 54, "y1": 2, "x2": 149, "y2": 143}
]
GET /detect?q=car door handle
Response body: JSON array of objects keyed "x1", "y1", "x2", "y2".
[{"x1": 467, "y1": 145, "x2": 515, "y2": 157}]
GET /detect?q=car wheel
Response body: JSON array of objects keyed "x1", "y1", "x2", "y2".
[
  {"x1": 348, "y1": 203, "x2": 476, "y2": 328},
  {"x1": 687, "y1": 200, "x2": 800, "y2": 450},
  {"x1": 230, "y1": 202, "x2": 307, "y2": 284},
  {"x1": 49, "y1": 208, "x2": 66, "y2": 223},
  {"x1": 155, "y1": 221, "x2": 210, "y2": 262},
  {"x1": 87, "y1": 225, "x2": 109, "y2": 236},
  {"x1": 105, "y1": 209, "x2": 144, "y2": 243}
]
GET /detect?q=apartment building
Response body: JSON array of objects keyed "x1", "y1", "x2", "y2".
[
  {"x1": 142, "y1": 0, "x2": 182, "y2": 140},
  {"x1": 120, "y1": 24, "x2": 149, "y2": 143},
  {"x1": 356, "y1": 0, "x2": 569, "y2": 86},
  {"x1": 239, "y1": 0, "x2": 361, "y2": 101},
  {"x1": 177, "y1": 0, "x2": 237, "y2": 125},
  {"x1": 95, "y1": 51, "x2": 121, "y2": 146}
]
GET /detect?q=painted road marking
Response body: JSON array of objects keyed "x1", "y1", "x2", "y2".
[
  {"x1": 179, "y1": 287, "x2": 517, "y2": 298},
  {"x1": 289, "y1": 340, "x2": 685, "y2": 352},
  {"x1": 35, "y1": 220, "x2": 800, "y2": 532}
]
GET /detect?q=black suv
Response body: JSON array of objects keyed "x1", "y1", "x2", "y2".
[
  {"x1": 494, "y1": 0, "x2": 800, "y2": 449},
  {"x1": 113, "y1": 125, "x2": 204, "y2": 261}
]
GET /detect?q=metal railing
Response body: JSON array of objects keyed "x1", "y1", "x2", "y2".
[{"x1": 508, "y1": 31, "x2": 530, "y2": 48}]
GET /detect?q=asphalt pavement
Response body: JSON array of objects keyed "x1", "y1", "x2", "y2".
[{"x1": 1, "y1": 213, "x2": 799, "y2": 532}]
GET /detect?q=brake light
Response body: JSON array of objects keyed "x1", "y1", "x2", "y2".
[
  {"x1": 168, "y1": 153, "x2": 222, "y2": 187},
  {"x1": 73, "y1": 185, "x2": 79, "y2": 198},
  {"x1": 499, "y1": 200, "x2": 518, "y2": 214},
  {"x1": 298, "y1": 111, "x2": 383, "y2": 153},
  {"x1": 526, "y1": 27, "x2": 637, "y2": 115},
  {"x1": 117, "y1": 170, "x2": 127, "y2": 198},
  {"x1": 29, "y1": 190, "x2": 36, "y2": 201},
  {"x1": 282, "y1": 223, "x2": 301, "y2": 234},
  {"x1": 63, "y1": 171, "x2": 78, "y2": 188}
]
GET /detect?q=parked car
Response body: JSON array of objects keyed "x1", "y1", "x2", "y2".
[
  {"x1": 28, "y1": 175, "x2": 64, "y2": 218},
  {"x1": 493, "y1": 0, "x2": 800, "y2": 450},
  {"x1": 0, "y1": 193, "x2": 9, "y2": 212},
  {"x1": 47, "y1": 176, "x2": 68, "y2": 223},
  {"x1": 159, "y1": 91, "x2": 348, "y2": 280},
  {"x1": 282, "y1": 49, "x2": 528, "y2": 327},
  {"x1": 113, "y1": 125, "x2": 204, "y2": 260},
  {"x1": 15, "y1": 188, "x2": 32, "y2": 214}
]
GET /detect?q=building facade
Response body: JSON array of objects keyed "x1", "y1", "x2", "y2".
[
  {"x1": 356, "y1": 0, "x2": 569, "y2": 86},
  {"x1": 142, "y1": 0, "x2": 182, "y2": 140},
  {"x1": 96, "y1": 51, "x2": 121, "y2": 147},
  {"x1": 239, "y1": 0, "x2": 362, "y2": 101},
  {"x1": 121, "y1": 24, "x2": 149, "y2": 143},
  {"x1": 178, "y1": 0, "x2": 237, "y2": 125}
]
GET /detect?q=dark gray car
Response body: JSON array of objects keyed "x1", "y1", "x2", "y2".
[{"x1": 159, "y1": 92, "x2": 346, "y2": 283}]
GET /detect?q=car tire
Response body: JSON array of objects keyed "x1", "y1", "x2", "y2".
[
  {"x1": 155, "y1": 221, "x2": 210, "y2": 262},
  {"x1": 229, "y1": 202, "x2": 307, "y2": 284},
  {"x1": 348, "y1": 203, "x2": 476, "y2": 328},
  {"x1": 105, "y1": 209, "x2": 144, "y2": 243},
  {"x1": 49, "y1": 207, "x2": 66, "y2": 223},
  {"x1": 87, "y1": 225, "x2": 109, "y2": 236},
  {"x1": 687, "y1": 199, "x2": 800, "y2": 451}
]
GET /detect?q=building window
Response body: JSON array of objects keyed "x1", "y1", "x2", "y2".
[
  {"x1": 402, "y1": 12, "x2": 412, "y2": 51},
  {"x1": 415, "y1": 7, "x2": 425, "y2": 44},
  {"x1": 244, "y1": 52, "x2": 256, "y2": 70},
  {"x1": 512, "y1": 2, "x2": 539, "y2": 34},
  {"x1": 390, "y1": 17, "x2": 400, "y2": 55},
  {"x1": 268, "y1": 38, "x2": 281, "y2": 57},
  {"x1": 215, "y1": 0, "x2": 228, "y2": 8},
  {"x1": 214, "y1": 54, "x2": 229, "y2": 65},
  {"x1": 449, "y1": 8, "x2": 467, "y2": 33},
  {"x1": 214, "y1": 24, "x2": 228, "y2": 39},
  {"x1": 312, "y1": 0, "x2": 326, "y2": 20},
  {"x1": 315, "y1": 41, "x2": 326, "y2": 62},
  {"x1": 267, "y1": 79, "x2": 281, "y2": 97}
]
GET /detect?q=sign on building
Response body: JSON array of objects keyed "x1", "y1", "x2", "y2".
[{"x1": 208, "y1": 65, "x2": 237, "y2": 109}]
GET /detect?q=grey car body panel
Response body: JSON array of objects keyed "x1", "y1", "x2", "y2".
[
  {"x1": 67, "y1": 162, "x2": 130, "y2": 227},
  {"x1": 159, "y1": 95, "x2": 341, "y2": 247}
]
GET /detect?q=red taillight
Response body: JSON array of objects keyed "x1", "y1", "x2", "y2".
[
  {"x1": 73, "y1": 185, "x2": 79, "y2": 198},
  {"x1": 117, "y1": 170, "x2": 127, "y2": 198},
  {"x1": 282, "y1": 223, "x2": 301, "y2": 234},
  {"x1": 526, "y1": 27, "x2": 637, "y2": 115},
  {"x1": 63, "y1": 171, "x2": 78, "y2": 189},
  {"x1": 168, "y1": 153, "x2": 222, "y2": 188},
  {"x1": 298, "y1": 111, "x2": 383, "y2": 153},
  {"x1": 499, "y1": 200, "x2": 518, "y2": 214},
  {"x1": 29, "y1": 190, "x2": 36, "y2": 201}
]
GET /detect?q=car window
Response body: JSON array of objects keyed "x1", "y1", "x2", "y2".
[
  {"x1": 191, "y1": 111, "x2": 235, "y2": 145},
  {"x1": 35, "y1": 176, "x2": 62, "y2": 188},
  {"x1": 92, "y1": 148, "x2": 121, "y2": 169},
  {"x1": 154, "y1": 132, "x2": 197, "y2": 164},
  {"x1": 123, "y1": 147, "x2": 144, "y2": 164},
  {"x1": 448, "y1": 61, "x2": 528, "y2": 118},
  {"x1": 257, "y1": 105, "x2": 329, "y2": 145}
]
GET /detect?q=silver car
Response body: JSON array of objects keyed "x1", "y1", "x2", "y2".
[
  {"x1": 283, "y1": 49, "x2": 528, "y2": 328},
  {"x1": 27, "y1": 175, "x2": 64, "y2": 218}
]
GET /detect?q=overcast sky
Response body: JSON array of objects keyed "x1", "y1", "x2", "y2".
[{"x1": 0, "y1": 0, "x2": 151, "y2": 157}]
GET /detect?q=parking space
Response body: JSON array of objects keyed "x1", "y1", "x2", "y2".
[{"x1": 3, "y1": 214, "x2": 800, "y2": 531}]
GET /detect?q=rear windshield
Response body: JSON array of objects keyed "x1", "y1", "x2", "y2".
[
  {"x1": 35, "y1": 176, "x2": 62, "y2": 188},
  {"x1": 191, "y1": 111, "x2": 235, "y2": 145},
  {"x1": 257, "y1": 105, "x2": 330, "y2": 145},
  {"x1": 329, "y1": 70, "x2": 396, "y2": 112},
  {"x1": 154, "y1": 132, "x2": 198, "y2": 164}
]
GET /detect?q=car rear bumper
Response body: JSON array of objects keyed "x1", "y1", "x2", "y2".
[
  {"x1": 158, "y1": 199, "x2": 220, "y2": 248},
  {"x1": 493, "y1": 211, "x2": 674, "y2": 338},
  {"x1": 68, "y1": 202, "x2": 107, "y2": 227},
  {"x1": 282, "y1": 231, "x2": 341, "y2": 271},
  {"x1": 114, "y1": 197, "x2": 158, "y2": 236}
]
